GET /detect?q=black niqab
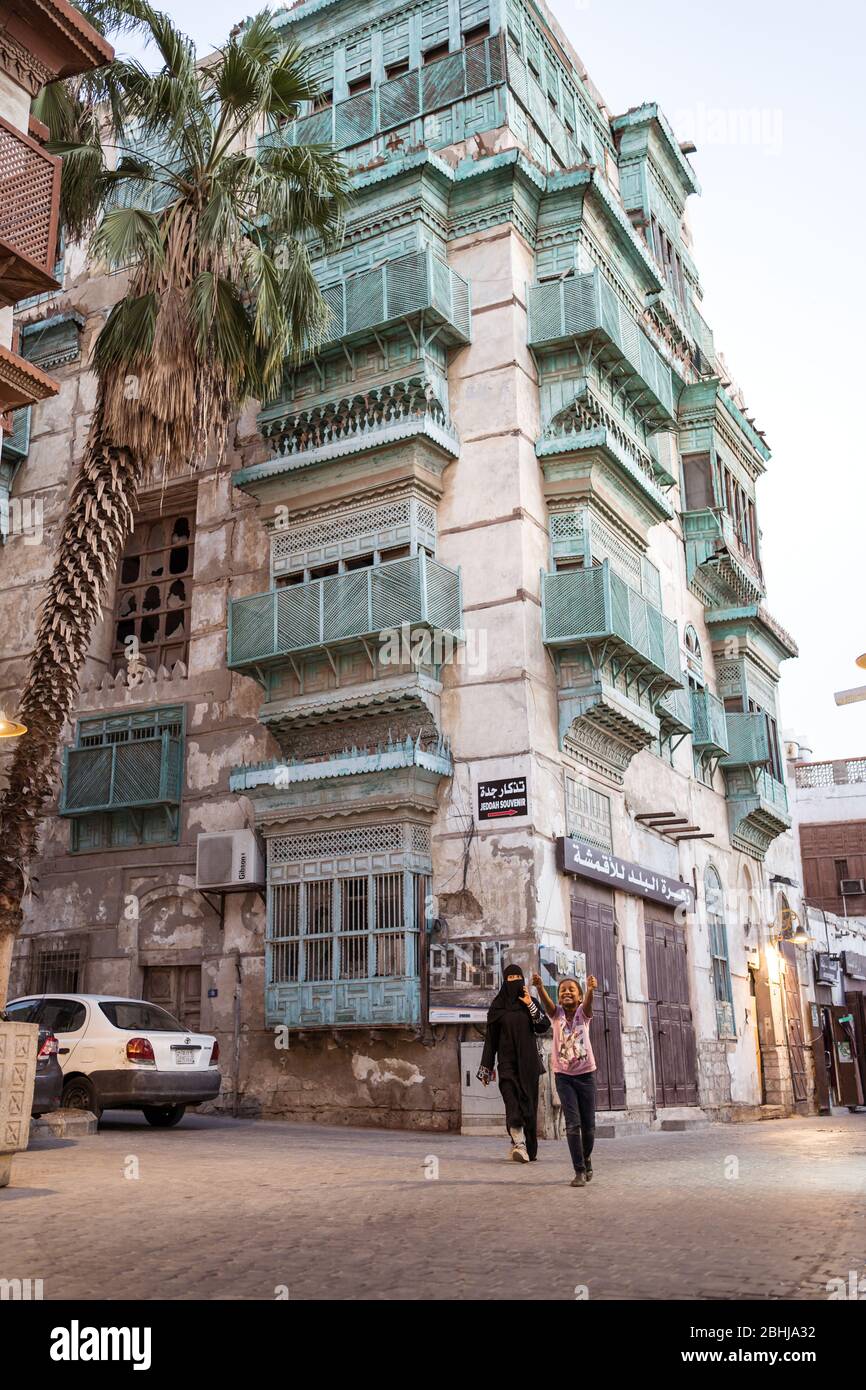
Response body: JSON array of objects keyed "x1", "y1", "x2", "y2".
[
  {"x1": 488, "y1": 963, "x2": 526, "y2": 1018},
  {"x1": 481, "y1": 963, "x2": 550, "y2": 1102}
]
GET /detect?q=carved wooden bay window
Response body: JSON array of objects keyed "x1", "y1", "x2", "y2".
[
  {"x1": 265, "y1": 822, "x2": 431, "y2": 1028},
  {"x1": 111, "y1": 510, "x2": 195, "y2": 676},
  {"x1": 271, "y1": 494, "x2": 437, "y2": 584},
  {"x1": 61, "y1": 705, "x2": 185, "y2": 852}
]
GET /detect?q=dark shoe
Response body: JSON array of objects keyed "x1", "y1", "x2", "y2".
[
  {"x1": 570, "y1": 1172, "x2": 586, "y2": 1187},
  {"x1": 585, "y1": 1164, "x2": 594, "y2": 1182}
]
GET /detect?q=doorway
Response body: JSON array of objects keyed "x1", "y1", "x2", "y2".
[
  {"x1": 825, "y1": 1004, "x2": 865, "y2": 1107},
  {"x1": 142, "y1": 964, "x2": 202, "y2": 1032},
  {"x1": 778, "y1": 941, "x2": 808, "y2": 1104},
  {"x1": 644, "y1": 910, "x2": 698, "y2": 1106},
  {"x1": 569, "y1": 892, "x2": 625, "y2": 1110}
]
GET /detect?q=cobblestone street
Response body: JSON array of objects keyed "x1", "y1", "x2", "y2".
[{"x1": 3, "y1": 1111, "x2": 865, "y2": 1300}]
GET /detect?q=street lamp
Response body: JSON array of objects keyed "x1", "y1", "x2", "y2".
[
  {"x1": 770, "y1": 908, "x2": 810, "y2": 948},
  {"x1": 0, "y1": 712, "x2": 27, "y2": 738}
]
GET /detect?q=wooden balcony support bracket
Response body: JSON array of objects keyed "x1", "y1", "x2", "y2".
[
  {"x1": 671, "y1": 830, "x2": 715, "y2": 842},
  {"x1": 635, "y1": 812, "x2": 678, "y2": 824},
  {"x1": 421, "y1": 319, "x2": 446, "y2": 352},
  {"x1": 662, "y1": 730, "x2": 689, "y2": 756},
  {"x1": 340, "y1": 341, "x2": 354, "y2": 370},
  {"x1": 322, "y1": 645, "x2": 339, "y2": 678},
  {"x1": 288, "y1": 654, "x2": 303, "y2": 686}
]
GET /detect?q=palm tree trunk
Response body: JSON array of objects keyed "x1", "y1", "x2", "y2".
[{"x1": 0, "y1": 420, "x2": 139, "y2": 1004}]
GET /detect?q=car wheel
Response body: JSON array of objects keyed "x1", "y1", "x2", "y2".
[
  {"x1": 142, "y1": 1104, "x2": 186, "y2": 1128},
  {"x1": 62, "y1": 1076, "x2": 100, "y2": 1117}
]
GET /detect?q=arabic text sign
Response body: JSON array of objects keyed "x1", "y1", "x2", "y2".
[
  {"x1": 557, "y1": 837, "x2": 696, "y2": 912},
  {"x1": 478, "y1": 776, "x2": 528, "y2": 821}
]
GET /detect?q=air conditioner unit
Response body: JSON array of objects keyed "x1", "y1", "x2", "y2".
[
  {"x1": 840, "y1": 878, "x2": 865, "y2": 896},
  {"x1": 196, "y1": 830, "x2": 265, "y2": 892}
]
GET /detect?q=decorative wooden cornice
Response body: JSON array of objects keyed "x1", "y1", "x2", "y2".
[
  {"x1": 0, "y1": 27, "x2": 52, "y2": 95},
  {"x1": 0, "y1": 340, "x2": 58, "y2": 411},
  {"x1": 0, "y1": 0, "x2": 114, "y2": 94}
]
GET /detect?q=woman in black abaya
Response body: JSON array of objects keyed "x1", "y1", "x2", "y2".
[{"x1": 477, "y1": 963, "x2": 551, "y2": 1162}]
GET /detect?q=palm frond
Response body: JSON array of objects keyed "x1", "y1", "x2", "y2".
[
  {"x1": 92, "y1": 291, "x2": 159, "y2": 374},
  {"x1": 91, "y1": 205, "x2": 165, "y2": 270}
]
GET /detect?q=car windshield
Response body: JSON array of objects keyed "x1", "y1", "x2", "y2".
[{"x1": 99, "y1": 1001, "x2": 186, "y2": 1032}]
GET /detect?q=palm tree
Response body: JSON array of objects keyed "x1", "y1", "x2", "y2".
[
  {"x1": 0, "y1": 8, "x2": 348, "y2": 1000},
  {"x1": 32, "y1": 0, "x2": 166, "y2": 244}
]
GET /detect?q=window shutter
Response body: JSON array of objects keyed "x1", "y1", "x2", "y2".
[{"x1": 421, "y1": 0, "x2": 450, "y2": 51}]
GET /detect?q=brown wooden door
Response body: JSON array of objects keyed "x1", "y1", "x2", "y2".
[
  {"x1": 143, "y1": 965, "x2": 202, "y2": 1032},
  {"x1": 779, "y1": 942, "x2": 808, "y2": 1104},
  {"x1": 828, "y1": 1004, "x2": 865, "y2": 1106},
  {"x1": 645, "y1": 914, "x2": 698, "y2": 1106},
  {"x1": 844, "y1": 991, "x2": 866, "y2": 1102},
  {"x1": 570, "y1": 894, "x2": 626, "y2": 1110}
]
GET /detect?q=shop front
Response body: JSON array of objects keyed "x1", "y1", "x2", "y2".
[{"x1": 556, "y1": 838, "x2": 697, "y2": 1113}]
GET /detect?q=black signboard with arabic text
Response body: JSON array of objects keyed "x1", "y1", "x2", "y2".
[
  {"x1": 478, "y1": 776, "x2": 528, "y2": 821},
  {"x1": 557, "y1": 837, "x2": 695, "y2": 912}
]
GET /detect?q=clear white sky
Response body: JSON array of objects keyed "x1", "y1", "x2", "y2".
[{"x1": 125, "y1": 0, "x2": 866, "y2": 760}]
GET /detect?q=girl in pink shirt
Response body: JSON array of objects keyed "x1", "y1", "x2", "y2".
[{"x1": 532, "y1": 972, "x2": 598, "y2": 1187}]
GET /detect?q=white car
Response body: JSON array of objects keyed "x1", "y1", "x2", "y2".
[{"x1": 5, "y1": 993, "x2": 221, "y2": 1127}]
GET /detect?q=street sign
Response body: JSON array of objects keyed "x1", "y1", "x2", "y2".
[{"x1": 477, "y1": 776, "x2": 528, "y2": 821}]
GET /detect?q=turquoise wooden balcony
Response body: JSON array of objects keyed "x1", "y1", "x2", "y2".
[
  {"x1": 690, "y1": 688, "x2": 729, "y2": 756},
  {"x1": 60, "y1": 733, "x2": 183, "y2": 816},
  {"x1": 315, "y1": 248, "x2": 471, "y2": 355},
  {"x1": 752, "y1": 768, "x2": 789, "y2": 817},
  {"x1": 527, "y1": 269, "x2": 676, "y2": 425},
  {"x1": 720, "y1": 712, "x2": 770, "y2": 767},
  {"x1": 542, "y1": 561, "x2": 681, "y2": 693},
  {"x1": 657, "y1": 682, "x2": 692, "y2": 736},
  {"x1": 262, "y1": 34, "x2": 504, "y2": 154},
  {"x1": 725, "y1": 765, "x2": 790, "y2": 857},
  {"x1": 682, "y1": 508, "x2": 763, "y2": 605},
  {"x1": 229, "y1": 553, "x2": 462, "y2": 669}
]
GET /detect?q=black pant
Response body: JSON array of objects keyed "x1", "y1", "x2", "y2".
[
  {"x1": 499, "y1": 1077, "x2": 539, "y2": 1160},
  {"x1": 555, "y1": 1070, "x2": 597, "y2": 1173}
]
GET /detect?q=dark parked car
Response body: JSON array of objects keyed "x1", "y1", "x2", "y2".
[{"x1": 2, "y1": 1002, "x2": 63, "y2": 1117}]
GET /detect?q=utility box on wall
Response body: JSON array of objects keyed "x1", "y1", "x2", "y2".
[{"x1": 459, "y1": 1040, "x2": 506, "y2": 1137}]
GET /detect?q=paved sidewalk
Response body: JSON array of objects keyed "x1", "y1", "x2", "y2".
[{"x1": 3, "y1": 1112, "x2": 865, "y2": 1300}]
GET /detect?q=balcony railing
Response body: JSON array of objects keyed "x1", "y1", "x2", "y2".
[
  {"x1": 690, "y1": 688, "x2": 729, "y2": 755},
  {"x1": 795, "y1": 757, "x2": 866, "y2": 789},
  {"x1": 0, "y1": 116, "x2": 61, "y2": 308},
  {"x1": 229, "y1": 552, "x2": 462, "y2": 668},
  {"x1": 682, "y1": 507, "x2": 763, "y2": 587},
  {"x1": 315, "y1": 249, "x2": 471, "y2": 355},
  {"x1": 754, "y1": 768, "x2": 789, "y2": 817},
  {"x1": 541, "y1": 560, "x2": 681, "y2": 688},
  {"x1": 720, "y1": 712, "x2": 770, "y2": 767},
  {"x1": 263, "y1": 35, "x2": 505, "y2": 153},
  {"x1": 657, "y1": 682, "x2": 692, "y2": 734},
  {"x1": 527, "y1": 269, "x2": 676, "y2": 422},
  {"x1": 60, "y1": 734, "x2": 183, "y2": 815}
]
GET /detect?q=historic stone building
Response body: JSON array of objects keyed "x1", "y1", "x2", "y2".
[{"x1": 0, "y1": 0, "x2": 812, "y2": 1129}]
